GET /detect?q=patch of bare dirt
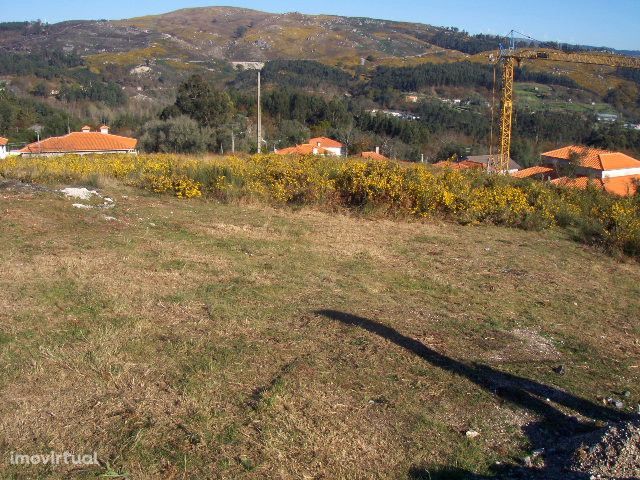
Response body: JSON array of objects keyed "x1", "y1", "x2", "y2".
[{"x1": 485, "y1": 328, "x2": 561, "y2": 363}]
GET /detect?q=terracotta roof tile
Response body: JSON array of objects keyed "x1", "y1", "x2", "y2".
[
  {"x1": 550, "y1": 175, "x2": 640, "y2": 196},
  {"x1": 275, "y1": 144, "x2": 329, "y2": 155},
  {"x1": 511, "y1": 166, "x2": 554, "y2": 178},
  {"x1": 309, "y1": 137, "x2": 344, "y2": 148},
  {"x1": 433, "y1": 160, "x2": 483, "y2": 170},
  {"x1": 360, "y1": 151, "x2": 388, "y2": 160},
  {"x1": 0, "y1": 137, "x2": 8, "y2": 146},
  {"x1": 542, "y1": 145, "x2": 640, "y2": 171},
  {"x1": 19, "y1": 132, "x2": 137, "y2": 154},
  {"x1": 551, "y1": 176, "x2": 604, "y2": 190},
  {"x1": 457, "y1": 160, "x2": 485, "y2": 169}
]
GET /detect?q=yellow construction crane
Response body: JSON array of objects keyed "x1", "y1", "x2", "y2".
[{"x1": 490, "y1": 40, "x2": 640, "y2": 173}]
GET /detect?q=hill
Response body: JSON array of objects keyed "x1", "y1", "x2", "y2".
[
  {"x1": 0, "y1": 8, "x2": 464, "y2": 67},
  {"x1": 0, "y1": 7, "x2": 639, "y2": 164}
]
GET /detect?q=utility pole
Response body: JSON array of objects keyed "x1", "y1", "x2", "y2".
[{"x1": 257, "y1": 70, "x2": 262, "y2": 153}]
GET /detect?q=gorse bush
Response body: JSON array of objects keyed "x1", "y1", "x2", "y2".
[{"x1": 2, "y1": 153, "x2": 640, "y2": 256}]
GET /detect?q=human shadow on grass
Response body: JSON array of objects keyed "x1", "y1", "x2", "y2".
[{"x1": 315, "y1": 310, "x2": 635, "y2": 480}]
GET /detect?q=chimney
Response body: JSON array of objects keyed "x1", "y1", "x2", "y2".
[
  {"x1": 99, "y1": 125, "x2": 109, "y2": 134},
  {"x1": 375, "y1": 146, "x2": 380, "y2": 155},
  {"x1": 81, "y1": 125, "x2": 91, "y2": 133}
]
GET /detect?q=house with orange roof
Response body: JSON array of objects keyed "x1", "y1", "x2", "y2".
[
  {"x1": 0, "y1": 136, "x2": 8, "y2": 159},
  {"x1": 275, "y1": 144, "x2": 331, "y2": 156},
  {"x1": 308, "y1": 137, "x2": 345, "y2": 156},
  {"x1": 275, "y1": 137, "x2": 345, "y2": 157},
  {"x1": 433, "y1": 160, "x2": 485, "y2": 171},
  {"x1": 434, "y1": 154, "x2": 520, "y2": 173},
  {"x1": 18, "y1": 126, "x2": 137, "y2": 157},
  {"x1": 541, "y1": 145, "x2": 640, "y2": 179},
  {"x1": 359, "y1": 147, "x2": 388, "y2": 161}
]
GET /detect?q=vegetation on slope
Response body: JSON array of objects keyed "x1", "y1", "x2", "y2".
[
  {"x1": 0, "y1": 9, "x2": 639, "y2": 162},
  {"x1": 2, "y1": 153, "x2": 640, "y2": 256}
]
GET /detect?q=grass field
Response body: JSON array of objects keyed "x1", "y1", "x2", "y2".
[
  {"x1": 514, "y1": 83, "x2": 616, "y2": 115},
  {"x1": 0, "y1": 179, "x2": 639, "y2": 479}
]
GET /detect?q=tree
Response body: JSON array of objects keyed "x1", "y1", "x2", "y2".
[
  {"x1": 139, "y1": 116, "x2": 209, "y2": 154},
  {"x1": 277, "y1": 119, "x2": 310, "y2": 146},
  {"x1": 31, "y1": 82, "x2": 48, "y2": 97},
  {"x1": 175, "y1": 74, "x2": 234, "y2": 128}
]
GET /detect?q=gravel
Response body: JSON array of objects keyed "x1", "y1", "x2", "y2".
[{"x1": 567, "y1": 421, "x2": 640, "y2": 479}]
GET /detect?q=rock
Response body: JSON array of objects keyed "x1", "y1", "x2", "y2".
[
  {"x1": 623, "y1": 390, "x2": 631, "y2": 398},
  {"x1": 606, "y1": 397, "x2": 624, "y2": 409},
  {"x1": 567, "y1": 420, "x2": 640, "y2": 479},
  {"x1": 465, "y1": 430, "x2": 480, "y2": 439},
  {"x1": 553, "y1": 365, "x2": 566, "y2": 375},
  {"x1": 523, "y1": 456, "x2": 533, "y2": 467},
  {"x1": 60, "y1": 187, "x2": 100, "y2": 200}
]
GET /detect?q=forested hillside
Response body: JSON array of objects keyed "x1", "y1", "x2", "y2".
[{"x1": 0, "y1": 7, "x2": 639, "y2": 163}]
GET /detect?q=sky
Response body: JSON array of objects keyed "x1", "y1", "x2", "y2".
[{"x1": 3, "y1": 0, "x2": 640, "y2": 51}]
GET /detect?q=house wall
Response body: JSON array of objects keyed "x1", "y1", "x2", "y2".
[
  {"x1": 0, "y1": 145, "x2": 6, "y2": 159},
  {"x1": 602, "y1": 167, "x2": 640, "y2": 178},
  {"x1": 323, "y1": 146, "x2": 343, "y2": 156}
]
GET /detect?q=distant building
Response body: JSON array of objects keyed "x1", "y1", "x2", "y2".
[
  {"x1": 275, "y1": 137, "x2": 345, "y2": 157},
  {"x1": 18, "y1": 126, "x2": 137, "y2": 157},
  {"x1": 405, "y1": 95, "x2": 419, "y2": 103},
  {"x1": 597, "y1": 113, "x2": 618, "y2": 123},
  {"x1": 0, "y1": 136, "x2": 7, "y2": 159},
  {"x1": 359, "y1": 147, "x2": 388, "y2": 161},
  {"x1": 309, "y1": 137, "x2": 345, "y2": 156},
  {"x1": 275, "y1": 144, "x2": 331, "y2": 156},
  {"x1": 541, "y1": 145, "x2": 640, "y2": 179},
  {"x1": 368, "y1": 109, "x2": 420, "y2": 121},
  {"x1": 511, "y1": 145, "x2": 640, "y2": 197},
  {"x1": 433, "y1": 159, "x2": 485, "y2": 171}
]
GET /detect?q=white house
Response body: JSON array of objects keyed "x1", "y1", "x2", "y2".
[
  {"x1": 0, "y1": 137, "x2": 7, "y2": 159},
  {"x1": 275, "y1": 137, "x2": 345, "y2": 157}
]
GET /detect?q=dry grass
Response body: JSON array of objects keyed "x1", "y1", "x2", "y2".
[{"x1": 0, "y1": 180, "x2": 639, "y2": 479}]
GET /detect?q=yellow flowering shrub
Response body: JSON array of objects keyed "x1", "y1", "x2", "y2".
[
  {"x1": 145, "y1": 174, "x2": 202, "y2": 198},
  {"x1": 469, "y1": 185, "x2": 533, "y2": 224},
  {"x1": 335, "y1": 160, "x2": 406, "y2": 208},
  {"x1": 1, "y1": 152, "x2": 639, "y2": 255},
  {"x1": 599, "y1": 200, "x2": 640, "y2": 252}
]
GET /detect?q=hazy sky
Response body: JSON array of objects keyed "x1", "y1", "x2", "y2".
[{"x1": 4, "y1": 0, "x2": 640, "y2": 50}]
